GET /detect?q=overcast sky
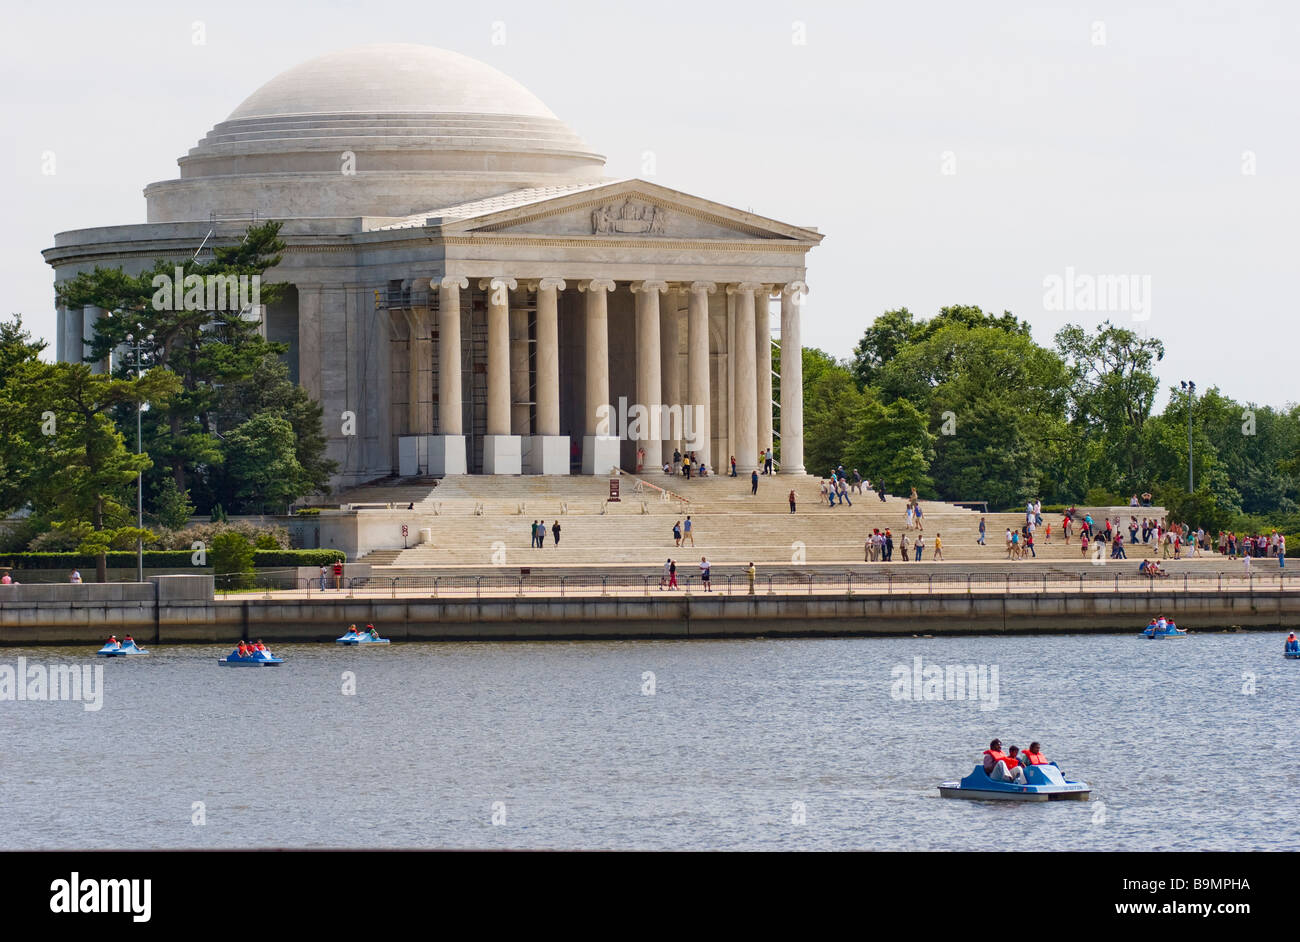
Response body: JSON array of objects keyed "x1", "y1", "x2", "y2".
[{"x1": 4, "y1": 0, "x2": 1296, "y2": 410}]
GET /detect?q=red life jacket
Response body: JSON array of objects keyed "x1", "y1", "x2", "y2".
[
  {"x1": 254, "y1": 643, "x2": 265, "y2": 652},
  {"x1": 1024, "y1": 751, "x2": 1049, "y2": 765},
  {"x1": 984, "y1": 749, "x2": 1015, "y2": 768}
]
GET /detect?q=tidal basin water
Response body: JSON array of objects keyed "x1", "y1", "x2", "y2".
[{"x1": 2, "y1": 632, "x2": 1296, "y2": 850}]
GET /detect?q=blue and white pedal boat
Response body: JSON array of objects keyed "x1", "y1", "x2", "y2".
[
  {"x1": 336, "y1": 631, "x2": 390, "y2": 645},
  {"x1": 1142, "y1": 623, "x2": 1187, "y2": 638},
  {"x1": 97, "y1": 640, "x2": 149, "y2": 657},
  {"x1": 938, "y1": 762, "x2": 1090, "y2": 801},
  {"x1": 217, "y1": 650, "x2": 284, "y2": 667}
]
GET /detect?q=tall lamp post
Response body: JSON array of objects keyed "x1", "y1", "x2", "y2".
[
  {"x1": 125, "y1": 330, "x2": 153, "y2": 583},
  {"x1": 1180, "y1": 380, "x2": 1196, "y2": 493}
]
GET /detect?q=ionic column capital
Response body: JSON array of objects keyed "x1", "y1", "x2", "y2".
[
  {"x1": 438, "y1": 276, "x2": 469, "y2": 290},
  {"x1": 578, "y1": 279, "x2": 616, "y2": 293},
  {"x1": 478, "y1": 277, "x2": 518, "y2": 292},
  {"x1": 536, "y1": 277, "x2": 567, "y2": 292},
  {"x1": 781, "y1": 280, "x2": 809, "y2": 298},
  {"x1": 727, "y1": 282, "x2": 765, "y2": 296},
  {"x1": 687, "y1": 281, "x2": 717, "y2": 296},
  {"x1": 630, "y1": 280, "x2": 669, "y2": 294}
]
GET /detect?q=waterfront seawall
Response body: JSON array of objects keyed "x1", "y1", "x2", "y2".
[{"x1": 1, "y1": 578, "x2": 1297, "y2": 643}]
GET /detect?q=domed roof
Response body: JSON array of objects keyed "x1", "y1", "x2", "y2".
[
  {"x1": 228, "y1": 43, "x2": 559, "y2": 121},
  {"x1": 147, "y1": 43, "x2": 607, "y2": 223}
]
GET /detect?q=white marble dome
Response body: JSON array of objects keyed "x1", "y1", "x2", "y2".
[{"x1": 145, "y1": 43, "x2": 606, "y2": 223}]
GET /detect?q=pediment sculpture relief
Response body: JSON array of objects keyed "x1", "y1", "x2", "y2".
[{"x1": 591, "y1": 197, "x2": 667, "y2": 235}]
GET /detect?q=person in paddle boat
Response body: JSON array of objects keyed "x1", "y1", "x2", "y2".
[
  {"x1": 1022, "y1": 742, "x2": 1049, "y2": 765},
  {"x1": 123, "y1": 635, "x2": 134, "y2": 647},
  {"x1": 1156, "y1": 614, "x2": 1168, "y2": 631},
  {"x1": 983, "y1": 738, "x2": 1026, "y2": 784},
  {"x1": 345, "y1": 623, "x2": 359, "y2": 638},
  {"x1": 364, "y1": 624, "x2": 380, "y2": 640},
  {"x1": 105, "y1": 635, "x2": 121, "y2": 649},
  {"x1": 1286, "y1": 633, "x2": 1299, "y2": 654},
  {"x1": 1146, "y1": 616, "x2": 1158, "y2": 632},
  {"x1": 252, "y1": 639, "x2": 271, "y2": 656},
  {"x1": 234, "y1": 641, "x2": 251, "y2": 659}
]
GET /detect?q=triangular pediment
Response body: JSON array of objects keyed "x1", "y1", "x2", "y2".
[{"x1": 429, "y1": 180, "x2": 822, "y2": 244}]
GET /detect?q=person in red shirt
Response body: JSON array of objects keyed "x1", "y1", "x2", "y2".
[
  {"x1": 1022, "y1": 742, "x2": 1049, "y2": 765},
  {"x1": 983, "y1": 738, "x2": 1026, "y2": 784}
]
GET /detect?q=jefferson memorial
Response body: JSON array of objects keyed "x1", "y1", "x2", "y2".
[{"x1": 44, "y1": 44, "x2": 822, "y2": 485}]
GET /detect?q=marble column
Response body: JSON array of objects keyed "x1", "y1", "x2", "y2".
[
  {"x1": 579, "y1": 279, "x2": 618, "y2": 474},
  {"x1": 755, "y1": 286, "x2": 774, "y2": 467},
  {"x1": 83, "y1": 306, "x2": 106, "y2": 373},
  {"x1": 728, "y1": 283, "x2": 762, "y2": 472},
  {"x1": 525, "y1": 278, "x2": 569, "y2": 474},
  {"x1": 402, "y1": 308, "x2": 430, "y2": 435},
  {"x1": 425, "y1": 276, "x2": 468, "y2": 474},
  {"x1": 61, "y1": 306, "x2": 83, "y2": 367},
  {"x1": 631, "y1": 280, "x2": 667, "y2": 471},
  {"x1": 660, "y1": 288, "x2": 683, "y2": 467},
  {"x1": 480, "y1": 277, "x2": 521, "y2": 474},
  {"x1": 686, "y1": 282, "x2": 715, "y2": 472},
  {"x1": 780, "y1": 281, "x2": 808, "y2": 473}
]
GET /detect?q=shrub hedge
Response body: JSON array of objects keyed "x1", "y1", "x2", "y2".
[{"x1": 0, "y1": 549, "x2": 346, "y2": 569}]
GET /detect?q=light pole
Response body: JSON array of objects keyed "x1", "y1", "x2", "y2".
[
  {"x1": 125, "y1": 330, "x2": 153, "y2": 583},
  {"x1": 1180, "y1": 380, "x2": 1196, "y2": 493}
]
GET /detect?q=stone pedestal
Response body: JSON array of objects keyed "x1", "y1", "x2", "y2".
[
  {"x1": 398, "y1": 435, "x2": 428, "y2": 476},
  {"x1": 428, "y1": 435, "x2": 467, "y2": 476},
  {"x1": 582, "y1": 435, "x2": 621, "y2": 475},
  {"x1": 523, "y1": 435, "x2": 570, "y2": 475},
  {"x1": 483, "y1": 434, "x2": 522, "y2": 475}
]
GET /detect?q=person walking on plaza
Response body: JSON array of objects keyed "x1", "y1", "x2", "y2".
[
  {"x1": 837, "y1": 477, "x2": 852, "y2": 506},
  {"x1": 684, "y1": 515, "x2": 695, "y2": 547},
  {"x1": 669, "y1": 558, "x2": 679, "y2": 589},
  {"x1": 789, "y1": 489, "x2": 797, "y2": 513},
  {"x1": 751, "y1": 468, "x2": 759, "y2": 495},
  {"x1": 977, "y1": 517, "x2": 986, "y2": 546},
  {"x1": 747, "y1": 561, "x2": 757, "y2": 595},
  {"x1": 730, "y1": 455, "x2": 737, "y2": 477},
  {"x1": 933, "y1": 533, "x2": 943, "y2": 561},
  {"x1": 673, "y1": 520, "x2": 682, "y2": 547},
  {"x1": 319, "y1": 564, "x2": 328, "y2": 590},
  {"x1": 884, "y1": 529, "x2": 894, "y2": 561},
  {"x1": 700, "y1": 556, "x2": 712, "y2": 592},
  {"x1": 763, "y1": 447, "x2": 774, "y2": 475},
  {"x1": 552, "y1": 520, "x2": 561, "y2": 546},
  {"x1": 333, "y1": 560, "x2": 343, "y2": 590},
  {"x1": 914, "y1": 534, "x2": 925, "y2": 561},
  {"x1": 661, "y1": 558, "x2": 670, "y2": 589},
  {"x1": 900, "y1": 533, "x2": 910, "y2": 561}
]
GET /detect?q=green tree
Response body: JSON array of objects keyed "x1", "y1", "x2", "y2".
[
  {"x1": 220, "y1": 413, "x2": 309, "y2": 512},
  {"x1": 1055, "y1": 321, "x2": 1165, "y2": 494},
  {"x1": 0, "y1": 316, "x2": 47, "y2": 516},
  {"x1": 211, "y1": 531, "x2": 255, "y2": 590},
  {"x1": 27, "y1": 364, "x2": 180, "y2": 580},
  {"x1": 151, "y1": 477, "x2": 195, "y2": 530},
  {"x1": 57, "y1": 222, "x2": 292, "y2": 500},
  {"x1": 803, "y1": 362, "x2": 868, "y2": 474},
  {"x1": 843, "y1": 398, "x2": 935, "y2": 496}
]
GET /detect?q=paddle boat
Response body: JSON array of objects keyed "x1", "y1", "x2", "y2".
[
  {"x1": 1285, "y1": 633, "x2": 1300, "y2": 659},
  {"x1": 336, "y1": 624, "x2": 390, "y2": 645},
  {"x1": 1142, "y1": 618, "x2": 1187, "y2": 638},
  {"x1": 938, "y1": 761, "x2": 1091, "y2": 801},
  {"x1": 97, "y1": 637, "x2": 149, "y2": 657},
  {"x1": 217, "y1": 646, "x2": 283, "y2": 667}
]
